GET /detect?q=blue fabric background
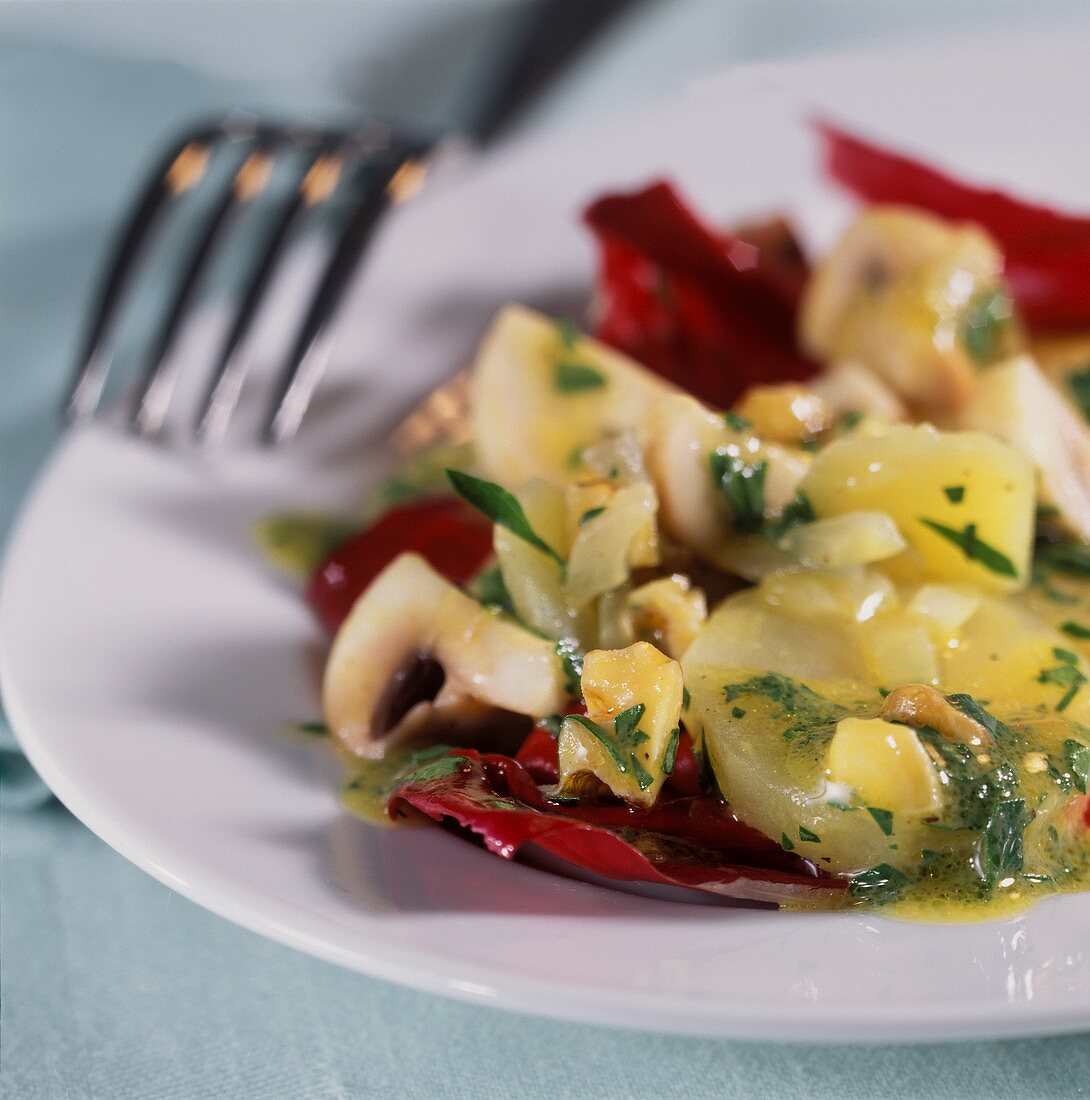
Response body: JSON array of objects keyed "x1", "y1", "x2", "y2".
[{"x1": 2, "y1": 3, "x2": 1088, "y2": 1095}]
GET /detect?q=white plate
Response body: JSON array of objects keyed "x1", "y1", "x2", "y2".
[{"x1": 4, "y1": 31, "x2": 1090, "y2": 1044}]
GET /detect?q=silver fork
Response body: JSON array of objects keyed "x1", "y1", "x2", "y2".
[{"x1": 62, "y1": 0, "x2": 645, "y2": 446}]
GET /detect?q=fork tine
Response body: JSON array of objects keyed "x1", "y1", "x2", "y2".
[
  {"x1": 129, "y1": 132, "x2": 284, "y2": 437},
  {"x1": 262, "y1": 139, "x2": 433, "y2": 445},
  {"x1": 194, "y1": 136, "x2": 348, "y2": 443},
  {"x1": 64, "y1": 126, "x2": 223, "y2": 423}
]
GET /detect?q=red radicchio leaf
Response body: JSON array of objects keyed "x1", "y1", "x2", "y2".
[
  {"x1": 816, "y1": 121, "x2": 1090, "y2": 330},
  {"x1": 387, "y1": 748, "x2": 846, "y2": 908},
  {"x1": 306, "y1": 497, "x2": 493, "y2": 633},
  {"x1": 583, "y1": 181, "x2": 817, "y2": 408}
]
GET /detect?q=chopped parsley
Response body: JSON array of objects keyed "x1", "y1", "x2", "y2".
[
  {"x1": 447, "y1": 470, "x2": 565, "y2": 567},
  {"x1": 1061, "y1": 621, "x2": 1090, "y2": 639},
  {"x1": 661, "y1": 728, "x2": 681, "y2": 776},
  {"x1": 474, "y1": 564, "x2": 516, "y2": 616},
  {"x1": 723, "y1": 411, "x2": 753, "y2": 431},
  {"x1": 918, "y1": 518, "x2": 1017, "y2": 578},
  {"x1": 781, "y1": 833, "x2": 795, "y2": 851},
  {"x1": 1035, "y1": 539, "x2": 1090, "y2": 578},
  {"x1": 1063, "y1": 739, "x2": 1089, "y2": 793},
  {"x1": 866, "y1": 807, "x2": 895, "y2": 836},
  {"x1": 288, "y1": 721, "x2": 330, "y2": 738},
  {"x1": 764, "y1": 491, "x2": 816, "y2": 544},
  {"x1": 848, "y1": 863, "x2": 910, "y2": 905},
  {"x1": 682, "y1": 687, "x2": 691, "y2": 710},
  {"x1": 553, "y1": 318, "x2": 607, "y2": 392},
  {"x1": 838, "y1": 410, "x2": 864, "y2": 432},
  {"x1": 731, "y1": 706, "x2": 746, "y2": 719},
  {"x1": 555, "y1": 362, "x2": 607, "y2": 392},
  {"x1": 961, "y1": 286, "x2": 1012, "y2": 365},
  {"x1": 943, "y1": 486, "x2": 965, "y2": 504},
  {"x1": 710, "y1": 451, "x2": 767, "y2": 533},
  {"x1": 798, "y1": 825, "x2": 821, "y2": 843},
  {"x1": 1067, "y1": 363, "x2": 1090, "y2": 426},
  {"x1": 1037, "y1": 647, "x2": 1086, "y2": 712},
  {"x1": 566, "y1": 705, "x2": 656, "y2": 791},
  {"x1": 979, "y1": 798, "x2": 1028, "y2": 889},
  {"x1": 722, "y1": 673, "x2": 847, "y2": 742},
  {"x1": 579, "y1": 507, "x2": 606, "y2": 526}
]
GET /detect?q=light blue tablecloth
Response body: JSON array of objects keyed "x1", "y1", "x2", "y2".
[{"x1": 2, "y1": 3, "x2": 1088, "y2": 1095}]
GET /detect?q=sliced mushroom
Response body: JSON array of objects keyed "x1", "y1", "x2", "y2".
[
  {"x1": 323, "y1": 553, "x2": 568, "y2": 758},
  {"x1": 800, "y1": 206, "x2": 1017, "y2": 419},
  {"x1": 960, "y1": 354, "x2": 1090, "y2": 542},
  {"x1": 641, "y1": 393, "x2": 810, "y2": 571}
]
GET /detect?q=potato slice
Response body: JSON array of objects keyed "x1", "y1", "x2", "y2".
[
  {"x1": 682, "y1": 569, "x2": 1090, "y2": 876},
  {"x1": 470, "y1": 304, "x2": 675, "y2": 487},
  {"x1": 802, "y1": 424, "x2": 1035, "y2": 593}
]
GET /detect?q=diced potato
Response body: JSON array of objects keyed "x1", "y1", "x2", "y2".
[
  {"x1": 732, "y1": 384, "x2": 834, "y2": 443},
  {"x1": 960, "y1": 355, "x2": 1090, "y2": 541},
  {"x1": 907, "y1": 583, "x2": 981, "y2": 643},
  {"x1": 778, "y1": 511, "x2": 906, "y2": 569},
  {"x1": 558, "y1": 642, "x2": 684, "y2": 806},
  {"x1": 564, "y1": 481, "x2": 659, "y2": 608},
  {"x1": 802, "y1": 424, "x2": 1035, "y2": 592},
  {"x1": 324, "y1": 554, "x2": 567, "y2": 756},
  {"x1": 493, "y1": 480, "x2": 593, "y2": 644},
  {"x1": 800, "y1": 207, "x2": 1019, "y2": 418},
  {"x1": 470, "y1": 305, "x2": 675, "y2": 487},
  {"x1": 825, "y1": 717, "x2": 944, "y2": 816}
]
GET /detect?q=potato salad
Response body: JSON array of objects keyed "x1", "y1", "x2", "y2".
[{"x1": 297, "y1": 127, "x2": 1090, "y2": 918}]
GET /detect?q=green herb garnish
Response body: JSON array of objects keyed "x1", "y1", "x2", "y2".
[
  {"x1": 579, "y1": 507, "x2": 606, "y2": 526},
  {"x1": 961, "y1": 286, "x2": 1012, "y2": 365},
  {"x1": 1061, "y1": 621, "x2": 1090, "y2": 639},
  {"x1": 866, "y1": 807, "x2": 895, "y2": 836},
  {"x1": 731, "y1": 706, "x2": 746, "y2": 719},
  {"x1": 943, "y1": 486, "x2": 965, "y2": 504},
  {"x1": 722, "y1": 673, "x2": 846, "y2": 742},
  {"x1": 565, "y1": 707, "x2": 655, "y2": 790},
  {"x1": 919, "y1": 519, "x2": 1017, "y2": 578},
  {"x1": 288, "y1": 721, "x2": 330, "y2": 738},
  {"x1": 848, "y1": 863, "x2": 911, "y2": 905},
  {"x1": 710, "y1": 451, "x2": 767, "y2": 533},
  {"x1": 1067, "y1": 363, "x2": 1090, "y2": 425},
  {"x1": 798, "y1": 825, "x2": 821, "y2": 843},
  {"x1": 555, "y1": 362, "x2": 607, "y2": 393},
  {"x1": 1037, "y1": 647, "x2": 1087, "y2": 712},
  {"x1": 781, "y1": 833, "x2": 795, "y2": 851},
  {"x1": 553, "y1": 319, "x2": 607, "y2": 392},
  {"x1": 474, "y1": 564, "x2": 516, "y2": 616},
  {"x1": 979, "y1": 798, "x2": 1027, "y2": 889},
  {"x1": 764, "y1": 491, "x2": 816, "y2": 544},
  {"x1": 661, "y1": 728, "x2": 681, "y2": 776},
  {"x1": 1063, "y1": 739, "x2": 1089, "y2": 793},
  {"x1": 723, "y1": 411, "x2": 753, "y2": 431},
  {"x1": 447, "y1": 470, "x2": 565, "y2": 566}
]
